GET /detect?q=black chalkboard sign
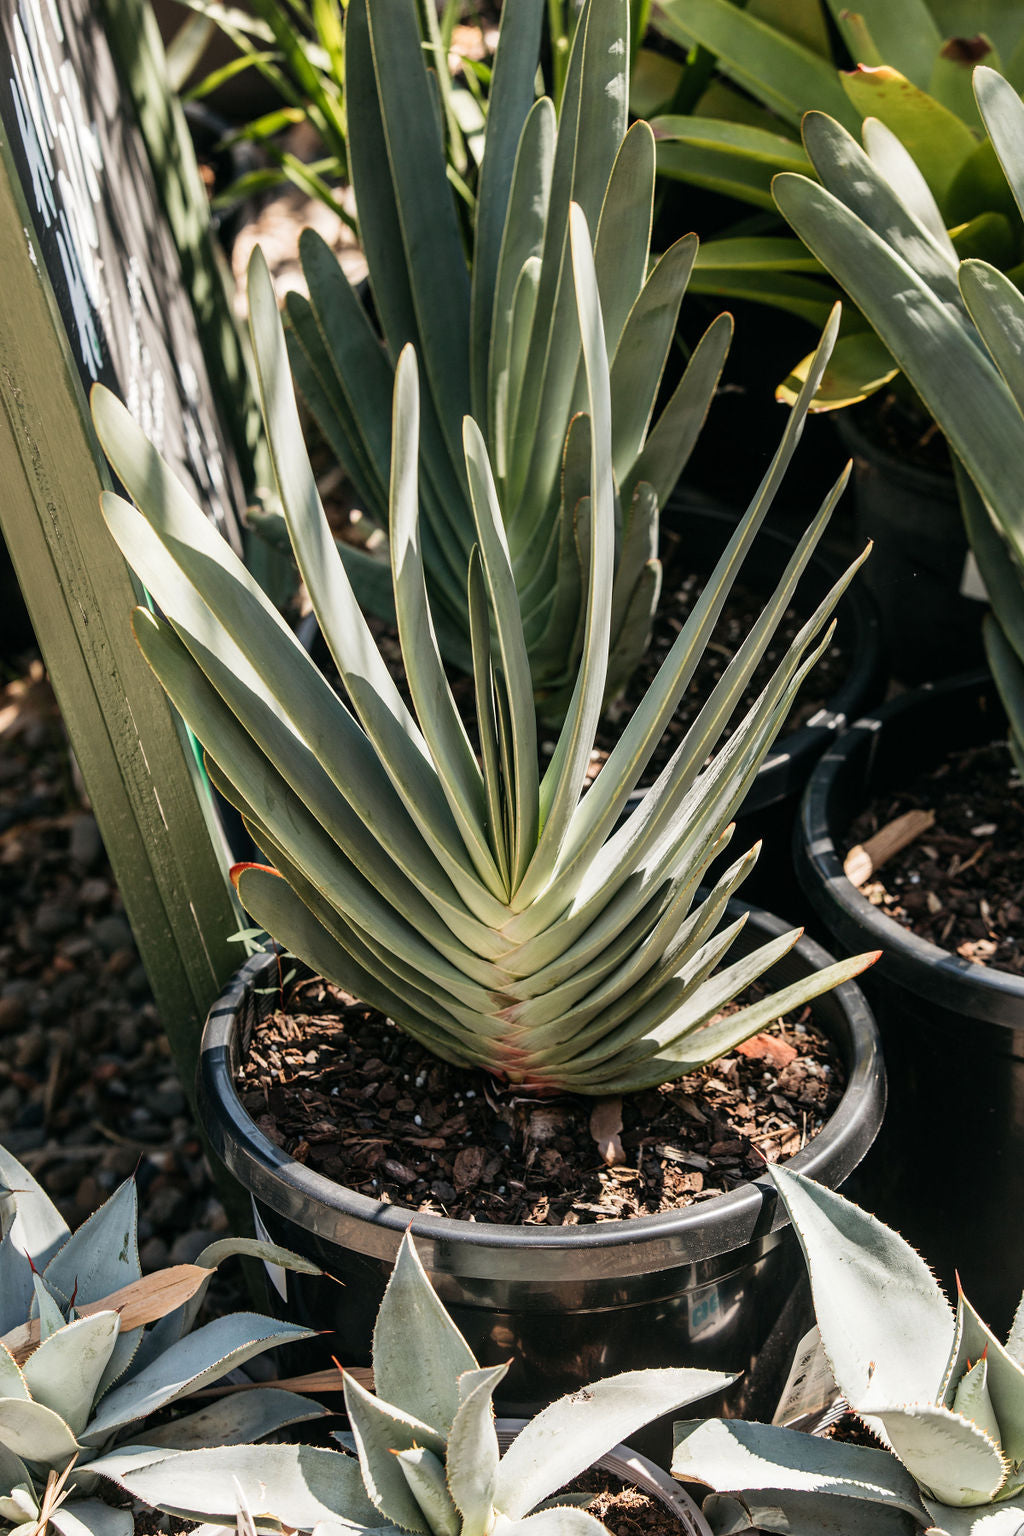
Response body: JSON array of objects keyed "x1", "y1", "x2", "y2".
[{"x1": 0, "y1": 0, "x2": 245, "y2": 550}]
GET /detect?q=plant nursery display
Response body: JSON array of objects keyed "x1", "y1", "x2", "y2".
[
  {"x1": 119, "y1": 1229, "x2": 727, "y2": 1534},
  {"x1": 0, "y1": 1141, "x2": 327, "y2": 1536},
  {"x1": 284, "y1": 0, "x2": 733, "y2": 718},
  {"x1": 674, "y1": 1163, "x2": 1024, "y2": 1535},
  {"x1": 651, "y1": 0, "x2": 1024, "y2": 406}
]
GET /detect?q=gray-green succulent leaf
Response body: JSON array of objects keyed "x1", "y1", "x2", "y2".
[
  {"x1": 671, "y1": 1167, "x2": 1024, "y2": 1532},
  {"x1": 287, "y1": 0, "x2": 727, "y2": 715},
  {"x1": 771, "y1": 64, "x2": 1024, "y2": 767},
  {"x1": 92, "y1": 193, "x2": 873, "y2": 1096},
  {"x1": 121, "y1": 1230, "x2": 734, "y2": 1535},
  {"x1": 0, "y1": 1143, "x2": 324, "y2": 1534}
]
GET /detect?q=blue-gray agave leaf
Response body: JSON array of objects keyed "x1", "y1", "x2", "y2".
[{"x1": 671, "y1": 1168, "x2": 1024, "y2": 1534}]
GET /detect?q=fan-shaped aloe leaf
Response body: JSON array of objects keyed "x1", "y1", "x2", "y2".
[
  {"x1": 371, "y1": 1233, "x2": 476, "y2": 1436},
  {"x1": 117, "y1": 1443, "x2": 380, "y2": 1528},
  {"x1": 703, "y1": 1488, "x2": 925, "y2": 1534},
  {"x1": 494, "y1": 1368, "x2": 734, "y2": 1520},
  {"x1": 975, "y1": 66, "x2": 1024, "y2": 221},
  {"x1": 80, "y1": 1314, "x2": 315, "y2": 1443},
  {"x1": 767, "y1": 1164, "x2": 955, "y2": 1414},
  {"x1": 672, "y1": 1418, "x2": 932, "y2": 1520}
]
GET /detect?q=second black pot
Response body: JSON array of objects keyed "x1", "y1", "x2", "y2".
[
  {"x1": 199, "y1": 904, "x2": 884, "y2": 1433},
  {"x1": 795, "y1": 672, "x2": 1024, "y2": 1331},
  {"x1": 834, "y1": 407, "x2": 987, "y2": 685}
]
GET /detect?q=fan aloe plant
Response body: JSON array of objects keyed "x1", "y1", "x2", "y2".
[
  {"x1": 0, "y1": 1141, "x2": 327, "y2": 1536},
  {"x1": 283, "y1": 0, "x2": 732, "y2": 721},
  {"x1": 673, "y1": 1163, "x2": 1024, "y2": 1535},
  {"x1": 91, "y1": 195, "x2": 874, "y2": 1098},
  {"x1": 648, "y1": 0, "x2": 1024, "y2": 407},
  {"x1": 771, "y1": 66, "x2": 1024, "y2": 770},
  {"x1": 116, "y1": 1228, "x2": 733, "y2": 1534}
]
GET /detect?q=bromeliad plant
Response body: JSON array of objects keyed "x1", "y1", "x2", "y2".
[
  {"x1": 0, "y1": 1141, "x2": 326, "y2": 1536},
  {"x1": 116, "y1": 1229, "x2": 735, "y2": 1534},
  {"x1": 285, "y1": 0, "x2": 732, "y2": 719},
  {"x1": 90, "y1": 201, "x2": 874, "y2": 1099},
  {"x1": 673, "y1": 1164, "x2": 1024, "y2": 1535},
  {"x1": 772, "y1": 66, "x2": 1024, "y2": 769},
  {"x1": 649, "y1": 0, "x2": 1024, "y2": 407}
]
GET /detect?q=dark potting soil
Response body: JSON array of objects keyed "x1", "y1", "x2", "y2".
[
  {"x1": 236, "y1": 976, "x2": 844, "y2": 1225},
  {"x1": 851, "y1": 392, "x2": 951, "y2": 476},
  {"x1": 847, "y1": 741, "x2": 1024, "y2": 974},
  {"x1": 571, "y1": 1472, "x2": 689, "y2": 1536}
]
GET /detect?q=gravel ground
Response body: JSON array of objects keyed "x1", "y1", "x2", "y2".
[{"x1": 0, "y1": 648, "x2": 230, "y2": 1263}]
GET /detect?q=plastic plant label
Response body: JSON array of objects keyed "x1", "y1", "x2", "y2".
[
  {"x1": 771, "y1": 1324, "x2": 839, "y2": 1428},
  {"x1": 251, "y1": 1199, "x2": 288, "y2": 1302}
]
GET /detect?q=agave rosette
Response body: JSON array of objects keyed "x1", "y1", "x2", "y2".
[
  {"x1": 0, "y1": 1142, "x2": 324, "y2": 1536},
  {"x1": 119, "y1": 1229, "x2": 733, "y2": 1535},
  {"x1": 91, "y1": 199, "x2": 872, "y2": 1097},
  {"x1": 674, "y1": 1165, "x2": 1024, "y2": 1534}
]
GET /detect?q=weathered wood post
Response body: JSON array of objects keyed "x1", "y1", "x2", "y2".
[{"x1": 0, "y1": 0, "x2": 252, "y2": 1094}]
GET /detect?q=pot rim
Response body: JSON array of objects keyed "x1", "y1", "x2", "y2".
[
  {"x1": 494, "y1": 1423, "x2": 711, "y2": 1536},
  {"x1": 796, "y1": 670, "x2": 1024, "y2": 1021},
  {"x1": 198, "y1": 902, "x2": 884, "y2": 1278}
]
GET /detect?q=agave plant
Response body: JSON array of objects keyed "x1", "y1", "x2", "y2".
[
  {"x1": 673, "y1": 1163, "x2": 1024, "y2": 1535},
  {"x1": 91, "y1": 188, "x2": 875, "y2": 1097},
  {"x1": 0, "y1": 1141, "x2": 326, "y2": 1536},
  {"x1": 282, "y1": 0, "x2": 732, "y2": 720},
  {"x1": 771, "y1": 66, "x2": 1024, "y2": 768},
  {"x1": 116, "y1": 1228, "x2": 733, "y2": 1533},
  {"x1": 648, "y1": 0, "x2": 1024, "y2": 407}
]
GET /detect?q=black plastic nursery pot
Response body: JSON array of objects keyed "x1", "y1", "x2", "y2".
[
  {"x1": 834, "y1": 408, "x2": 987, "y2": 685},
  {"x1": 198, "y1": 903, "x2": 884, "y2": 1434},
  {"x1": 652, "y1": 500, "x2": 885, "y2": 922},
  {"x1": 795, "y1": 671, "x2": 1024, "y2": 1330}
]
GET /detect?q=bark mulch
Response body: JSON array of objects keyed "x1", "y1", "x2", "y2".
[
  {"x1": 847, "y1": 740, "x2": 1024, "y2": 974},
  {"x1": 237, "y1": 974, "x2": 844, "y2": 1226}
]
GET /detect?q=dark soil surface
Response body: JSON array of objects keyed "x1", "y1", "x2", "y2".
[
  {"x1": 237, "y1": 974, "x2": 844, "y2": 1225},
  {"x1": 847, "y1": 740, "x2": 1024, "y2": 974},
  {"x1": 0, "y1": 656, "x2": 236, "y2": 1269},
  {"x1": 850, "y1": 392, "x2": 951, "y2": 475},
  {"x1": 573, "y1": 1472, "x2": 692, "y2": 1536}
]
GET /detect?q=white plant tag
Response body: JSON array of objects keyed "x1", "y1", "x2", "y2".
[
  {"x1": 771, "y1": 1324, "x2": 838, "y2": 1427},
  {"x1": 960, "y1": 549, "x2": 989, "y2": 603},
  {"x1": 251, "y1": 1199, "x2": 288, "y2": 1302}
]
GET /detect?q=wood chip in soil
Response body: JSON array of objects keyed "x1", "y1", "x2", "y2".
[
  {"x1": 846, "y1": 741, "x2": 1024, "y2": 974},
  {"x1": 237, "y1": 977, "x2": 845, "y2": 1225}
]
